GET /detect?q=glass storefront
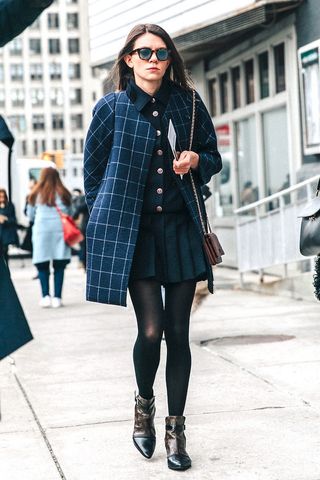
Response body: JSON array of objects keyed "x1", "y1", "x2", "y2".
[
  {"x1": 263, "y1": 106, "x2": 289, "y2": 197},
  {"x1": 236, "y1": 117, "x2": 259, "y2": 206}
]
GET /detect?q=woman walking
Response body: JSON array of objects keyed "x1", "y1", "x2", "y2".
[
  {"x1": 84, "y1": 24, "x2": 222, "y2": 471},
  {"x1": 27, "y1": 168, "x2": 72, "y2": 308},
  {"x1": 0, "y1": 188, "x2": 19, "y2": 265}
]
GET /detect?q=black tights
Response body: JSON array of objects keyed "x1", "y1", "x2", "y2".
[{"x1": 129, "y1": 278, "x2": 196, "y2": 416}]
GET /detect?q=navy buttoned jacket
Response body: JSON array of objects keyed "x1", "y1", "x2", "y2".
[{"x1": 84, "y1": 82, "x2": 222, "y2": 306}]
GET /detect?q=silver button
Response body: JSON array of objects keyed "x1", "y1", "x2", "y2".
[
  {"x1": 152, "y1": 111, "x2": 159, "y2": 117},
  {"x1": 156, "y1": 206, "x2": 162, "y2": 212},
  {"x1": 151, "y1": 98, "x2": 156, "y2": 103},
  {"x1": 157, "y1": 149, "x2": 163, "y2": 156},
  {"x1": 157, "y1": 168, "x2": 163, "y2": 174},
  {"x1": 156, "y1": 130, "x2": 161, "y2": 136},
  {"x1": 157, "y1": 188, "x2": 163, "y2": 194}
]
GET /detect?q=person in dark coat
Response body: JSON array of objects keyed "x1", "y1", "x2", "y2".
[
  {"x1": 72, "y1": 194, "x2": 89, "y2": 269},
  {"x1": 0, "y1": 0, "x2": 53, "y2": 47},
  {"x1": 0, "y1": 188, "x2": 18, "y2": 264},
  {"x1": 84, "y1": 24, "x2": 222, "y2": 471},
  {"x1": 0, "y1": 254, "x2": 33, "y2": 360}
]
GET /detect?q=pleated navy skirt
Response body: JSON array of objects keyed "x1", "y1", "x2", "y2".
[{"x1": 129, "y1": 211, "x2": 207, "y2": 284}]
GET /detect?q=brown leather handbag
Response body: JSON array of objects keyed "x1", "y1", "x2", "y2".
[{"x1": 188, "y1": 90, "x2": 225, "y2": 266}]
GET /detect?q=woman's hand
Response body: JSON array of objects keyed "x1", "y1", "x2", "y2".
[
  {"x1": 173, "y1": 151, "x2": 199, "y2": 175},
  {"x1": 0, "y1": 214, "x2": 8, "y2": 224}
]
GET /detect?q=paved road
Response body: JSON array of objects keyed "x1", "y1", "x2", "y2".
[{"x1": 0, "y1": 260, "x2": 319, "y2": 480}]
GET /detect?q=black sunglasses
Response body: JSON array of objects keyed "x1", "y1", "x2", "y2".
[{"x1": 130, "y1": 47, "x2": 170, "y2": 61}]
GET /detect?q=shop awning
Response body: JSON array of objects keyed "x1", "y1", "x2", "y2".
[{"x1": 174, "y1": 1, "x2": 302, "y2": 64}]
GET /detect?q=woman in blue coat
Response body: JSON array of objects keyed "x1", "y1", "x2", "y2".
[
  {"x1": 27, "y1": 168, "x2": 72, "y2": 308},
  {"x1": 84, "y1": 24, "x2": 222, "y2": 471}
]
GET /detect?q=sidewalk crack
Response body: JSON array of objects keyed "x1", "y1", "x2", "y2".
[{"x1": 13, "y1": 370, "x2": 67, "y2": 480}]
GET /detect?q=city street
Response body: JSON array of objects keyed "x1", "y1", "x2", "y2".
[{"x1": 0, "y1": 259, "x2": 320, "y2": 480}]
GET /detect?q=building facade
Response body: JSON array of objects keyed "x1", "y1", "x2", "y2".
[
  {"x1": 88, "y1": 0, "x2": 320, "y2": 266},
  {"x1": 0, "y1": 0, "x2": 101, "y2": 189}
]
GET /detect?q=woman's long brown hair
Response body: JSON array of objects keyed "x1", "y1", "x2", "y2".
[
  {"x1": 0, "y1": 188, "x2": 9, "y2": 205},
  {"x1": 28, "y1": 168, "x2": 71, "y2": 206},
  {"x1": 111, "y1": 24, "x2": 194, "y2": 91}
]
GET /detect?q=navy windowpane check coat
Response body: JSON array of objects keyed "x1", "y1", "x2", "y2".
[{"x1": 84, "y1": 83, "x2": 222, "y2": 307}]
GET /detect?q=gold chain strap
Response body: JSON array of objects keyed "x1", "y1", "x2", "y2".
[{"x1": 188, "y1": 90, "x2": 207, "y2": 235}]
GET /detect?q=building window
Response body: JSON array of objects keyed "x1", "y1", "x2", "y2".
[
  {"x1": 274, "y1": 43, "x2": 286, "y2": 93},
  {"x1": 231, "y1": 66, "x2": 241, "y2": 109},
  {"x1": 29, "y1": 38, "x2": 41, "y2": 55},
  {"x1": 52, "y1": 114, "x2": 64, "y2": 129},
  {"x1": 32, "y1": 114, "x2": 45, "y2": 130},
  {"x1": 49, "y1": 38, "x2": 61, "y2": 54},
  {"x1": 70, "y1": 88, "x2": 82, "y2": 105},
  {"x1": 30, "y1": 63, "x2": 43, "y2": 81},
  {"x1": 236, "y1": 116, "x2": 259, "y2": 206},
  {"x1": 9, "y1": 38, "x2": 22, "y2": 55},
  {"x1": 41, "y1": 139, "x2": 46, "y2": 152},
  {"x1": 22, "y1": 140, "x2": 27, "y2": 155},
  {"x1": 11, "y1": 88, "x2": 25, "y2": 107},
  {"x1": 67, "y1": 13, "x2": 79, "y2": 29},
  {"x1": 245, "y1": 59, "x2": 255, "y2": 104},
  {"x1": 71, "y1": 114, "x2": 82, "y2": 129},
  {"x1": 219, "y1": 72, "x2": 229, "y2": 113},
  {"x1": 10, "y1": 64, "x2": 24, "y2": 81},
  {"x1": 31, "y1": 88, "x2": 44, "y2": 106},
  {"x1": 73, "y1": 167, "x2": 78, "y2": 176},
  {"x1": 66, "y1": 0, "x2": 78, "y2": 3},
  {"x1": 33, "y1": 140, "x2": 39, "y2": 155},
  {"x1": 48, "y1": 13, "x2": 59, "y2": 29},
  {"x1": 68, "y1": 63, "x2": 81, "y2": 79},
  {"x1": 49, "y1": 62, "x2": 62, "y2": 80},
  {"x1": 9, "y1": 115, "x2": 26, "y2": 132},
  {"x1": 72, "y1": 138, "x2": 77, "y2": 153},
  {"x1": 50, "y1": 87, "x2": 64, "y2": 106},
  {"x1": 68, "y1": 38, "x2": 80, "y2": 54},
  {"x1": 80, "y1": 139, "x2": 84, "y2": 152},
  {"x1": 208, "y1": 78, "x2": 217, "y2": 117},
  {"x1": 0, "y1": 65, "x2": 4, "y2": 82},
  {"x1": 30, "y1": 18, "x2": 40, "y2": 30},
  {"x1": 0, "y1": 89, "x2": 5, "y2": 107},
  {"x1": 259, "y1": 51, "x2": 269, "y2": 99}
]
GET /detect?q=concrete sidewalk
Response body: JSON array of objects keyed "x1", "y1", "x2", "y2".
[{"x1": 0, "y1": 259, "x2": 320, "y2": 480}]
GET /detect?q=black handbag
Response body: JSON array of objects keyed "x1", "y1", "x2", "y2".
[
  {"x1": 188, "y1": 90, "x2": 225, "y2": 266},
  {"x1": 299, "y1": 177, "x2": 320, "y2": 256}
]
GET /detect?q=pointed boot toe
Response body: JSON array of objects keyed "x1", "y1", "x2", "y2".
[
  {"x1": 133, "y1": 393, "x2": 156, "y2": 459},
  {"x1": 133, "y1": 436, "x2": 156, "y2": 459},
  {"x1": 167, "y1": 453, "x2": 192, "y2": 471}
]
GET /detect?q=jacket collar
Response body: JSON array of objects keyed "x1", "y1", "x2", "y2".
[{"x1": 126, "y1": 78, "x2": 171, "y2": 112}]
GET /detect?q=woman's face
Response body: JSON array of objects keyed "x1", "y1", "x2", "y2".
[{"x1": 125, "y1": 33, "x2": 171, "y2": 89}]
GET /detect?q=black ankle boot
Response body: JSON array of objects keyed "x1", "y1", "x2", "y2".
[
  {"x1": 165, "y1": 416, "x2": 191, "y2": 471},
  {"x1": 132, "y1": 393, "x2": 156, "y2": 459}
]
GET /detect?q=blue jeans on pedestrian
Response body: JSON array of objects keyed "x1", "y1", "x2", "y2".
[{"x1": 35, "y1": 259, "x2": 70, "y2": 298}]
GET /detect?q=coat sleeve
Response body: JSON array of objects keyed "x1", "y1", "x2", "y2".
[
  {"x1": 193, "y1": 92, "x2": 222, "y2": 186},
  {"x1": 0, "y1": 0, "x2": 53, "y2": 47},
  {"x1": 83, "y1": 94, "x2": 116, "y2": 213}
]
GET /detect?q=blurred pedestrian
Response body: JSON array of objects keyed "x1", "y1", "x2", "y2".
[
  {"x1": 27, "y1": 168, "x2": 72, "y2": 308},
  {"x1": 84, "y1": 24, "x2": 221, "y2": 471},
  {"x1": 72, "y1": 193, "x2": 89, "y2": 269},
  {"x1": 71, "y1": 188, "x2": 82, "y2": 215},
  {"x1": 0, "y1": 0, "x2": 53, "y2": 47},
  {"x1": 0, "y1": 188, "x2": 19, "y2": 265}
]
